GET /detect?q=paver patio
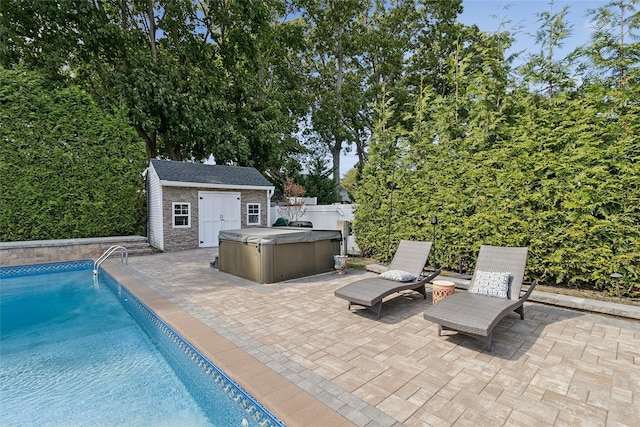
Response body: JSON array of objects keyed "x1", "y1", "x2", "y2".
[{"x1": 105, "y1": 248, "x2": 640, "y2": 427}]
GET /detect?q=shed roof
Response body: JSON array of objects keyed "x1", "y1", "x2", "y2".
[{"x1": 150, "y1": 159, "x2": 273, "y2": 188}]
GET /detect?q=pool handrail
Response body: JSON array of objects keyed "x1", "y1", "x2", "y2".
[{"x1": 93, "y1": 245, "x2": 128, "y2": 276}]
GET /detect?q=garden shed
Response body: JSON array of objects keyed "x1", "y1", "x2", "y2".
[{"x1": 146, "y1": 159, "x2": 275, "y2": 252}]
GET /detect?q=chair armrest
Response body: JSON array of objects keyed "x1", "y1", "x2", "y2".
[
  {"x1": 422, "y1": 269, "x2": 442, "y2": 282},
  {"x1": 519, "y1": 280, "x2": 537, "y2": 300}
]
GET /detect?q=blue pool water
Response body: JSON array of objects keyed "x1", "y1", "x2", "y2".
[{"x1": 0, "y1": 262, "x2": 284, "y2": 427}]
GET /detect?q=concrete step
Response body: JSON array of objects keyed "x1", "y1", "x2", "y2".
[
  {"x1": 102, "y1": 242, "x2": 150, "y2": 249},
  {"x1": 126, "y1": 248, "x2": 154, "y2": 256},
  {"x1": 101, "y1": 241, "x2": 154, "y2": 257}
]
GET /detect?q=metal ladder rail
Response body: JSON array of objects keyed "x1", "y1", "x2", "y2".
[{"x1": 93, "y1": 245, "x2": 128, "y2": 276}]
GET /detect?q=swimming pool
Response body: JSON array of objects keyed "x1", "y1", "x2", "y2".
[{"x1": 0, "y1": 261, "x2": 284, "y2": 427}]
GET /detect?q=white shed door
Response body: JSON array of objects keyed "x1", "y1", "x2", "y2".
[{"x1": 198, "y1": 192, "x2": 241, "y2": 247}]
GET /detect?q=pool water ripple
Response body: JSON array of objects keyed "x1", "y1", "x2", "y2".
[{"x1": 1, "y1": 264, "x2": 283, "y2": 427}]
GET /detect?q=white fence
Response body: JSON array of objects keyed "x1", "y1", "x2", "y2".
[{"x1": 270, "y1": 203, "x2": 359, "y2": 254}]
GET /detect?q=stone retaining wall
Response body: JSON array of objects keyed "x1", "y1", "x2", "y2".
[{"x1": 0, "y1": 236, "x2": 147, "y2": 267}]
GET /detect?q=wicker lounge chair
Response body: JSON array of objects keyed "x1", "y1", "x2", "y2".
[
  {"x1": 423, "y1": 245, "x2": 536, "y2": 351},
  {"x1": 334, "y1": 240, "x2": 440, "y2": 318}
]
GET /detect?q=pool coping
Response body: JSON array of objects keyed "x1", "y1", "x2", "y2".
[{"x1": 102, "y1": 262, "x2": 355, "y2": 427}]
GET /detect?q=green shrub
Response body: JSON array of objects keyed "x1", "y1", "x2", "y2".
[
  {"x1": 0, "y1": 68, "x2": 147, "y2": 241},
  {"x1": 355, "y1": 87, "x2": 639, "y2": 297}
]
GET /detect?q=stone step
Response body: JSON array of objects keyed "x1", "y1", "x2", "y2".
[
  {"x1": 126, "y1": 248, "x2": 154, "y2": 256},
  {"x1": 101, "y1": 241, "x2": 153, "y2": 257},
  {"x1": 101, "y1": 242, "x2": 150, "y2": 249}
]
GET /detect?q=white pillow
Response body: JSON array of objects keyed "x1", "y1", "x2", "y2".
[
  {"x1": 469, "y1": 270, "x2": 511, "y2": 299},
  {"x1": 380, "y1": 269, "x2": 416, "y2": 282}
]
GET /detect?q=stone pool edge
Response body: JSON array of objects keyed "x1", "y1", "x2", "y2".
[{"x1": 102, "y1": 262, "x2": 354, "y2": 427}]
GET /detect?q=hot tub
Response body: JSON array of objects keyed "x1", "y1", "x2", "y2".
[{"x1": 218, "y1": 228, "x2": 342, "y2": 283}]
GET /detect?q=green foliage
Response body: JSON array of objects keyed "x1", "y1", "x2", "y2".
[
  {"x1": 300, "y1": 0, "x2": 464, "y2": 183},
  {"x1": 0, "y1": 0, "x2": 308, "y2": 177},
  {"x1": 297, "y1": 157, "x2": 339, "y2": 205},
  {"x1": 354, "y1": 6, "x2": 640, "y2": 296},
  {"x1": 0, "y1": 68, "x2": 147, "y2": 241},
  {"x1": 340, "y1": 167, "x2": 359, "y2": 202},
  {"x1": 580, "y1": 0, "x2": 640, "y2": 89},
  {"x1": 1, "y1": 0, "x2": 469, "y2": 185},
  {"x1": 357, "y1": 84, "x2": 639, "y2": 295},
  {"x1": 518, "y1": 3, "x2": 576, "y2": 98},
  {"x1": 353, "y1": 93, "x2": 423, "y2": 262}
]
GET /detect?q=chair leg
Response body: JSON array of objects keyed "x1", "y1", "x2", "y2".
[
  {"x1": 438, "y1": 324, "x2": 442, "y2": 336},
  {"x1": 487, "y1": 334, "x2": 492, "y2": 352},
  {"x1": 348, "y1": 302, "x2": 352, "y2": 311},
  {"x1": 376, "y1": 302, "x2": 383, "y2": 319},
  {"x1": 515, "y1": 305, "x2": 525, "y2": 320},
  {"x1": 417, "y1": 284, "x2": 427, "y2": 299}
]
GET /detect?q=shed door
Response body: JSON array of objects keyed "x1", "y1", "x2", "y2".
[{"x1": 199, "y1": 192, "x2": 241, "y2": 247}]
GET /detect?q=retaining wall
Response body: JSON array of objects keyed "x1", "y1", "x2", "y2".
[{"x1": 0, "y1": 236, "x2": 148, "y2": 267}]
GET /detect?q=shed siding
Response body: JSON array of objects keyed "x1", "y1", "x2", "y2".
[
  {"x1": 147, "y1": 165, "x2": 164, "y2": 251},
  {"x1": 162, "y1": 187, "x2": 200, "y2": 252},
  {"x1": 241, "y1": 189, "x2": 270, "y2": 227},
  {"x1": 160, "y1": 186, "x2": 270, "y2": 252}
]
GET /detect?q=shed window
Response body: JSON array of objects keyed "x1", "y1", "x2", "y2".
[
  {"x1": 172, "y1": 203, "x2": 191, "y2": 228},
  {"x1": 247, "y1": 203, "x2": 260, "y2": 225}
]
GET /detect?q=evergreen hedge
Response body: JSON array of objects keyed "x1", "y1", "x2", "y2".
[
  {"x1": 0, "y1": 68, "x2": 147, "y2": 241},
  {"x1": 355, "y1": 85, "x2": 639, "y2": 297}
]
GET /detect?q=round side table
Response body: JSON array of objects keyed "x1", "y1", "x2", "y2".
[{"x1": 432, "y1": 280, "x2": 455, "y2": 304}]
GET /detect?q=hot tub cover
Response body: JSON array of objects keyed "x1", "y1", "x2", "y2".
[{"x1": 219, "y1": 228, "x2": 341, "y2": 245}]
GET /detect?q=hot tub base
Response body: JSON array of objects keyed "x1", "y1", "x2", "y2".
[{"x1": 218, "y1": 228, "x2": 342, "y2": 284}]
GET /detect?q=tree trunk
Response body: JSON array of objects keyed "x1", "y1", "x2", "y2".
[
  {"x1": 618, "y1": 3, "x2": 625, "y2": 89},
  {"x1": 356, "y1": 137, "x2": 367, "y2": 171},
  {"x1": 147, "y1": 0, "x2": 157, "y2": 59},
  {"x1": 118, "y1": 0, "x2": 127, "y2": 28},
  {"x1": 331, "y1": 144, "x2": 341, "y2": 184},
  {"x1": 167, "y1": 143, "x2": 183, "y2": 161},
  {"x1": 137, "y1": 125, "x2": 156, "y2": 159},
  {"x1": 332, "y1": 32, "x2": 344, "y2": 184}
]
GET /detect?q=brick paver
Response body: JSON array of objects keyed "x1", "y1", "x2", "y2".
[{"x1": 110, "y1": 249, "x2": 640, "y2": 427}]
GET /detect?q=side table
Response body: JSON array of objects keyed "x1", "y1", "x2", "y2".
[{"x1": 432, "y1": 280, "x2": 455, "y2": 304}]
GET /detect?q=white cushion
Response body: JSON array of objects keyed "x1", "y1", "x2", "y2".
[
  {"x1": 469, "y1": 270, "x2": 511, "y2": 299},
  {"x1": 380, "y1": 269, "x2": 416, "y2": 282}
]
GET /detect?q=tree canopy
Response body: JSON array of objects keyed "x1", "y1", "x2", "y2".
[
  {"x1": 1, "y1": 0, "x2": 309, "y2": 178},
  {"x1": 0, "y1": 0, "x2": 468, "y2": 185}
]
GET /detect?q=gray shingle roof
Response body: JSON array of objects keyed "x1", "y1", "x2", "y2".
[{"x1": 150, "y1": 159, "x2": 273, "y2": 187}]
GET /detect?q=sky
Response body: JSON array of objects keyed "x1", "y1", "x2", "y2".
[{"x1": 338, "y1": 0, "x2": 609, "y2": 177}]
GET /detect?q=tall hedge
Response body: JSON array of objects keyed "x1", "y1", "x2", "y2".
[
  {"x1": 0, "y1": 68, "x2": 147, "y2": 241},
  {"x1": 355, "y1": 84, "x2": 639, "y2": 297}
]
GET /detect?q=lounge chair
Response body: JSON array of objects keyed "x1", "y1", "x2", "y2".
[
  {"x1": 334, "y1": 240, "x2": 440, "y2": 318},
  {"x1": 423, "y1": 245, "x2": 537, "y2": 351}
]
